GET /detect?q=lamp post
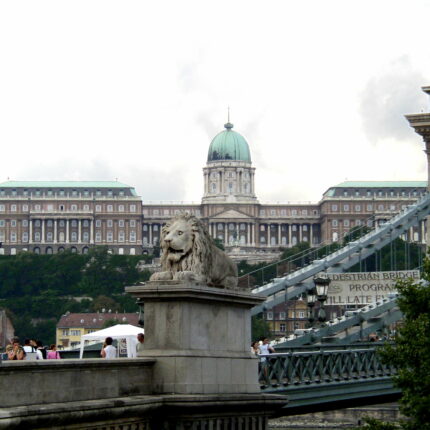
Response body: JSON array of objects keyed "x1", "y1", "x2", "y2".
[
  {"x1": 314, "y1": 275, "x2": 331, "y2": 326},
  {"x1": 306, "y1": 287, "x2": 317, "y2": 328}
]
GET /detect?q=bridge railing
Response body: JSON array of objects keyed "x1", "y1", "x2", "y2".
[{"x1": 259, "y1": 348, "x2": 396, "y2": 390}]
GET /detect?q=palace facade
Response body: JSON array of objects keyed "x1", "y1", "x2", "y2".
[{"x1": 0, "y1": 122, "x2": 426, "y2": 257}]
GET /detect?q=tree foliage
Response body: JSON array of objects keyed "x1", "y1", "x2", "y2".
[
  {"x1": 356, "y1": 256, "x2": 430, "y2": 430},
  {"x1": 0, "y1": 247, "x2": 153, "y2": 345}
]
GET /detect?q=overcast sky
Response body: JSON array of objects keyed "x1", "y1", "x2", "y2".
[{"x1": 1, "y1": 1, "x2": 429, "y2": 203}]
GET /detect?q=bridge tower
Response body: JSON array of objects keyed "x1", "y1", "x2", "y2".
[{"x1": 406, "y1": 85, "x2": 430, "y2": 247}]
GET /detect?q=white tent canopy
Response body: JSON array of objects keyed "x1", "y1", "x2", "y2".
[{"x1": 79, "y1": 324, "x2": 144, "y2": 359}]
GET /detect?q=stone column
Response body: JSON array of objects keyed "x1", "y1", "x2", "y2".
[
  {"x1": 29, "y1": 220, "x2": 33, "y2": 244},
  {"x1": 66, "y1": 219, "x2": 70, "y2": 243},
  {"x1": 90, "y1": 219, "x2": 94, "y2": 244},
  {"x1": 149, "y1": 223, "x2": 152, "y2": 245},
  {"x1": 224, "y1": 223, "x2": 228, "y2": 245},
  {"x1": 54, "y1": 219, "x2": 57, "y2": 244},
  {"x1": 310, "y1": 224, "x2": 314, "y2": 245},
  {"x1": 266, "y1": 224, "x2": 270, "y2": 246},
  {"x1": 41, "y1": 220, "x2": 45, "y2": 244},
  {"x1": 236, "y1": 223, "x2": 239, "y2": 243},
  {"x1": 278, "y1": 223, "x2": 282, "y2": 245},
  {"x1": 405, "y1": 91, "x2": 430, "y2": 248},
  {"x1": 299, "y1": 224, "x2": 303, "y2": 243},
  {"x1": 288, "y1": 224, "x2": 292, "y2": 247},
  {"x1": 247, "y1": 223, "x2": 251, "y2": 245},
  {"x1": 78, "y1": 219, "x2": 82, "y2": 243}
]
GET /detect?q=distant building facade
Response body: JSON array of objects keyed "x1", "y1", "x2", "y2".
[
  {"x1": 0, "y1": 124, "x2": 426, "y2": 257},
  {"x1": 56, "y1": 312, "x2": 140, "y2": 349},
  {"x1": 0, "y1": 309, "x2": 14, "y2": 350}
]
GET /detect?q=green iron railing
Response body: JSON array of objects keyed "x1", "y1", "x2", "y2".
[{"x1": 259, "y1": 348, "x2": 396, "y2": 390}]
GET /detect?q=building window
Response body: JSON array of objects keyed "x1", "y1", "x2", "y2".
[
  {"x1": 218, "y1": 223, "x2": 223, "y2": 230},
  {"x1": 298, "y1": 311, "x2": 305, "y2": 318},
  {"x1": 83, "y1": 220, "x2": 89, "y2": 227},
  {"x1": 281, "y1": 209, "x2": 286, "y2": 216},
  {"x1": 143, "y1": 224, "x2": 148, "y2": 231},
  {"x1": 153, "y1": 209, "x2": 159, "y2": 215},
  {"x1": 291, "y1": 209, "x2": 297, "y2": 216},
  {"x1": 47, "y1": 220, "x2": 53, "y2": 227},
  {"x1": 35, "y1": 232, "x2": 41, "y2": 241},
  {"x1": 118, "y1": 231, "x2": 125, "y2": 242},
  {"x1": 22, "y1": 232, "x2": 28, "y2": 242},
  {"x1": 153, "y1": 225, "x2": 158, "y2": 232},
  {"x1": 367, "y1": 204, "x2": 373, "y2": 211},
  {"x1": 119, "y1": 220, "x2": 125, "y2": 227},
  {"x1": 118, "y1": 205, "x2": 125, "y2": 212},
  {"x1": 11, "y1": 220, "x2": 17, "y2": 227},
  {"x1": 279, "y1": 312, "x2": 286, "y2": 320},
  {"x1": 71, "y1": 220, "x2": 77, "y2": 228},
  {"x1": 95, "y1": 220, "x2": 101, "y2": 227},
  {"x1": 266, "y1": 312, "x2": 273, "y2": 320},
  {"x1": 83, "y1": 205, "x2": 89, "y2": 211},
  {"x1": 71, "y1": 232, "x2": 78, "y2": 241},
  {"x1": 331, "y1": 205, "x2": 338, "y2": 212},
  {"x1": 302, "y1": 225, "x2": 308, "y2": 232},
  {"x1": 130, "y1": 231, "x2": 136, "y2": 242},
  {"x1": 107, "y1": 220, "x2": 113, "y2": 227},
  {"x1": 107, "y1": 205, "x2": 113, "y2": 212},
  {"x1": 47, "y1": 232, "x2": 53, "y2": 241},
  {"x1": 130, "y1": 220, "x2": 136, "y2": 227},
  {"x1": 107, "y1": 232, "x2": 113, "y2": 242},
  {"x1": 10, "y1": 232, "x2": 17, "y2": 242},
  {"x1": 343, "y1": 204, "x2": 349, "y2": 211},
  {"x1": 71, "y1": 204, "x2": 77, "y2": 211},
  {"x1": 96, "y1": 205, "x2": 102, "y2": 212},
  {"x1": 355, "y1": 219, "x2": 362, "y2": 226},
  {"x1": 83, "y1": 232, "x2": 89, "y2": 241},
  {"x1": 270, "y1": 209, "x2": 276, "y2": 216},
  {"x1": 22, "y1": 204, "x2": 28, "y2": 211},
  {"x1": 0, "y1": 205, "x2": 4, "y2": 212},
  {"x1": 355, "y1": 205, "x2": 361, "y2": 212},
  {"x1": 130, "y1": 205, "x2": 136, "y2": 212},
  {"x1": 280, "y1": 323, "x2": 286, "y2": 332},
  {"x1": 302, "y1": 209, "x2": 308, "y2": 215},
  {"x1": 70, "y1": 330, "x2": 80, "y2": 336},
  {"x1": 35, "y1": 220, "x2": 41, "y2": 227},
  {"x1": 11, "y1": 205, "x2": 16, "y2": 212},
  {"x1": 229, "y1": 223, "x2": 235, "y2": 230},
  {"x1": 95, "y1": 232, "x2": 102, "y2": 242},
  {"x1": 260, "y1": 210, "x2": 265, "y2": 216},
  {"x1": 62, "y1": 329, "x2": 69, "y2": 336}
]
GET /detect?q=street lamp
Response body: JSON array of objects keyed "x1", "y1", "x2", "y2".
[
  {"x1": 313, "y1": 275, "x2": 331, "y2": 325},
  {"x1": 306, "y1": 288, "x2": 317, "y2": 327}
]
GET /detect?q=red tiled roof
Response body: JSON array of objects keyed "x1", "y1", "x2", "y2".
[{"x1": 57, "y1": 313, "x2": 139, "y2": 329}]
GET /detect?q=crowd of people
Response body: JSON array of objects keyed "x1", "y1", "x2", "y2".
[{"x1": 3, "y1": 337, "x2": 61, "y2": 361}]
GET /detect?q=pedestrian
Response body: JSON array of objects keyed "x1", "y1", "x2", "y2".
[
  {"x1": 23, "y1": 338, "x2": 38, "y2": 360},
  {"x1": 101, "y1": 337, "x2": 117, "y2": 359},
  {"x1": 251, "y1": 341, "x2": 260, "y2": 356},
  {"x1": 47, "y1": 344, "x2": 61, "y2": 359},
  {"x1": 6, "y1": 337, "x2": 25, "y2": 360},
  {"x1": 258, "y1": 337, "x2": 275, "y2": 383},
  {"x1": 136, "y1": 333, "x2": 144, "y2": 356},
  {"x1": 36, "y1": 340, "x2": 47, "y2": 359}
]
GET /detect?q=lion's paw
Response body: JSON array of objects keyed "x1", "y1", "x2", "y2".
[
  {"x1": 173, "y1": 271, "x2": 205, "y2": 284},
  {"x1": 150, "y1": 271, "x2": 174, "y2": 281}
]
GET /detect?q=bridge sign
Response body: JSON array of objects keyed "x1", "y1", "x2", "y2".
[{"x1": 325, "y1": 270, "x2": 420, "y2": 305}]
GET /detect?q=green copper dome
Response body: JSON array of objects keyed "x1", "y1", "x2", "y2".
[{"x1": 207, "y1": 122, "x2": 251, "y2": 162}]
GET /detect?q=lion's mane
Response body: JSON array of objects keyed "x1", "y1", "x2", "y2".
[{"x1": 159, "y1": 213, "x2": 212, "y2": 275}]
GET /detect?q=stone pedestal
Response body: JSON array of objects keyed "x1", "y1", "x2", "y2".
[{"x1": 126, "y1": 281, "x2": 266, "y2": 395}]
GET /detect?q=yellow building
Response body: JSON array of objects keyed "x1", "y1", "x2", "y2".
[{"x1": 56, "y1": 312, "x2": 139, "y2": 349}]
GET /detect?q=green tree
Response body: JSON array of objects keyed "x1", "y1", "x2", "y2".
[
  {"x1": 251, "y1": 315, "x2": 271, "y2": 341},
  {"x1": 213, "y1": 238, "x2": 225, "y2": 251},
  {"x1": 356, "y1": 257, "x2": 430, "y2": 430}
]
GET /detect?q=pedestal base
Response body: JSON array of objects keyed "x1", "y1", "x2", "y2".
[{"x1": 126, "y1": 281, "x2": 266, "y2": 395}]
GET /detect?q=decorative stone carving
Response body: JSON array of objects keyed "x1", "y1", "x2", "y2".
[{"x1": 149, "y1": 213, "x2": 239, "y2": 289}]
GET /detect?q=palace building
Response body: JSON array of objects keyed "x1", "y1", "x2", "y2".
[{"x1": 0, "y1": 122, "x2": 426, "y2": 257}]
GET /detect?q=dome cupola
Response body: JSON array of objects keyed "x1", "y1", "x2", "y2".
[{"x1": 207, "y1": 122, "x2": 251, "y2": 163}]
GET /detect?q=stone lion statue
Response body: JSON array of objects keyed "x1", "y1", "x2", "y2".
[{"x1": 150, "y1": 213, "x2": 238, "y2": 289}]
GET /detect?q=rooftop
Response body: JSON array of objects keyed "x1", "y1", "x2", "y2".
[
  {"x1": 0, "y1": 181, "x2": 134, "y2": 189},
  {"x1": 332, "y1": 181, "x2": 426, "y2": 188},
  {"x1": 57, "y1": 312, "x2": 140, "y2": 329}
]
